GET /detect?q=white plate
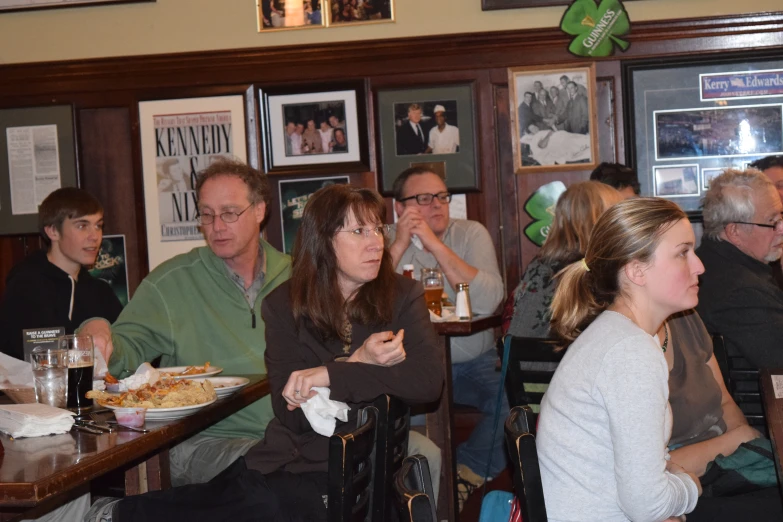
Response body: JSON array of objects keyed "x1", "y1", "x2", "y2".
[
  {"x1": 100, "y1": 398, "x2": 218, "y2": 421},
  {"x1": 190, "y1": 377, "x2": 250, "y2": 399},
  {"x1": 157, "y1": 366, "x2": 223, "y2": 380}
]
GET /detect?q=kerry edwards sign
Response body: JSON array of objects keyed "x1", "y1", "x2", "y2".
[{"x1": 700, "y1": 70, "x2": 783, "y2": 101}]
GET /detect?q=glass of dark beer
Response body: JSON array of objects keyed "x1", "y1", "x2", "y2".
[{"x1": 59, "y1": 334, "x2": 94, "y2": 415}]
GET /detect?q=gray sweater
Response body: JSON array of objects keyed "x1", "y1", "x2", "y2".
[{"x1": 538, "y1": 311, "x2": 699, "y2": 522}]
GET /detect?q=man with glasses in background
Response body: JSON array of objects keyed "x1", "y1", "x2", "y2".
[
  {"x1": 387, "y1": 166, "x2": 505, "y2": 511},
  {"x1": 697, "y1": 169, "x2": 783, "y2": 398},
  {"x1": 80, "y1": 159, "x2": 291, "y2": 488}
]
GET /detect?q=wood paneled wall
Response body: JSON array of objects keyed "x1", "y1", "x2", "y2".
[{"x1": 0, "y1": 12, "x2": 782, "y2": 300}]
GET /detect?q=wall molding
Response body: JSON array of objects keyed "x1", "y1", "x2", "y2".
[{"x1": 0, "y1": 11, "x2": 782, "y2": 97}]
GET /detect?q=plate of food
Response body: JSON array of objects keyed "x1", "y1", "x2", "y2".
[
  {"x1": 189, "y1": 376, "x2": 250, "y2": 399},
  {"x1": 158, "y1": 363, "x2": 222, "y2": 380},
  {"x1": 87, "y1": 379, "x2": 218, "y2": 421}
]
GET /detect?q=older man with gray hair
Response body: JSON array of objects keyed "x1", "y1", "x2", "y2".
[{"x1": 696, "y1": 168, "x2": 783, "y2": 374}]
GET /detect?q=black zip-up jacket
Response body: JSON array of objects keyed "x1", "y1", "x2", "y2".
[{"x1": 0, "y1": 250, "x2": 123, "y2": 360}]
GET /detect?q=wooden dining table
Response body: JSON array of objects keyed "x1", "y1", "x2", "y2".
[
  {"x1": 427, "y1": 313, "x2": 502, "y2": 522},
  {"x1": 0, "y1": 375, "x2": 269, "y2": 521}
]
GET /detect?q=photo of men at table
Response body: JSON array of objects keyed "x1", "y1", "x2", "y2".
[
  {"x1": 282, "y1": 100, "x2": 347, "y2": 157},
  {"x1": 330, "y1": 0, "x2": 393, "y2": 24},
  {"x1": 515, "y1": 71, "x2": 591, "y2": 167},
  {"x1": 394, "y1": 100, "x2": 460, "y2": 156}
]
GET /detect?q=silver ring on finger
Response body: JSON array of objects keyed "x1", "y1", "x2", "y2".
[{"x1": 295, "y1": 390, "x2": 300, "y2": 395}]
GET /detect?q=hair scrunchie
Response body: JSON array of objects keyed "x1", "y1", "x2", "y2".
[{"x1": 580, "y1": 258, "x2": 590, "y2": 272}]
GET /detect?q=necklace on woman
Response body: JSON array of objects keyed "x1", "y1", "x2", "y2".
[
  {"x1": 342, "y1": 319, "x2": 352, "y2": 354},
  {"x1": 661, "y1": 322, "x2": 669, "y2": 353}
]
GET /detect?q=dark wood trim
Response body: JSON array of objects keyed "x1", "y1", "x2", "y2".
[{"x1": 0, "y1": 12, "x2": 782, "y2": 98}]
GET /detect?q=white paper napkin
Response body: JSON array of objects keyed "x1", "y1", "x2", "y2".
[
  {"x1": 108, "y1": 362, "x2": 161, "y2": 392},
  {"x1": 0, "y1": 352, "x2": 34, "y2": 388},
  {"x1": 0, "y1": 403, "x2": 75, "y2": 438},
  {"x1": 429, "y1": 306, "x2": 459, "y2": 323},
  {"x1": 300, "y1": 387, "x2": 350, "y2": 437}
]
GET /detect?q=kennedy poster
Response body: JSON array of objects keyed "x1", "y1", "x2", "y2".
[{"x1": 139, "y1": 96, "x2": 247, "y2": 270}]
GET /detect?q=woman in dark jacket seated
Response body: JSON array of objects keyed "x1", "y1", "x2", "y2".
[{"x1": 85, "y1": 184, "x2": 443, "y2": 522}]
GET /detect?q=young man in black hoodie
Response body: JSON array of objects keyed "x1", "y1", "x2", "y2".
[{"x1": 0, "y1": 187, "x2": 123, "y2": 361}]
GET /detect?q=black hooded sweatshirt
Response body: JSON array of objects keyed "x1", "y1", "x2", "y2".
[{"x1": 0, "y1": 250, "x2": 123, "y2": 360}]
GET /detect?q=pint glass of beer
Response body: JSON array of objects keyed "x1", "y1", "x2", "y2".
[
  {"x1": 60, "y1": 334, "x2": 94, "y2": 414},
  {"x1": 421, "y1": 268, "x2": 444, "y2": 317}
]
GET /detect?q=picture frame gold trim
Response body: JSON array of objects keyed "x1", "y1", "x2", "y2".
[
  {"x1": 0, "y1": 0, "x2": 153, "y2": 12},
  {"x1": 256, "y1": 0, "x2": 327, "y2": 32},
  {"x1": 508, "y1": 63, "x2": 599, "y2": 174},
  {"x1": 326, "y1": 0, "x2": 395, "y2": 27}
]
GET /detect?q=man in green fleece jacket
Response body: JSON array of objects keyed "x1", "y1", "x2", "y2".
[{"x1": 81, "y1": 159, "x2": 291, "y2": 486}]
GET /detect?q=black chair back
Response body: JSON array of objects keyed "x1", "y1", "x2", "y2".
[
  {"x1": 498, "y1": 335, "x2": 563, "y2": 417},
  {"x1": 394, "y1": 455, "x2": 436, "y2": 522},
  {"x1": 372, "y1": 395, "x2": 411, "y2": 522},
  {"x1": 505, "y1": 405, "x2": 548, "y2": 522},
  {"x1": 710, "y1": 333, "x2": 767, "y2": 433},
  {"x1": 328, "y1": 406, "x2": 378, "y2": 522}
]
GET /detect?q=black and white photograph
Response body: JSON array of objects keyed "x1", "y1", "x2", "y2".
[
  {"x1": 281, "y1": 100, "x2": 349, "y2": 157},
  {"x1": 654, "y1": 104, "x2": 783, "y2": 160},
  {"x1": 278, "y1": 176, "x2": 349, "y2": 254},
  {"x1": 264, "y1": 87, "x2": 367, "y2": 173},
  {"x1": 393, "y1": 100, "x2": 459, "y2": 156},
  {"x1": 257, "y1": 0, "x2": 325, "y2": 31},
  {"x1": 508, "y1": 64, "x2": 598, "y2": 173},
  {"x1": 653, "y1": 164, "x2": 700, "y2": 197},
  {"x1": 328, "y1": 0, "x2": 394, "y2": 25},
  {"x1": 702, "y1": 167, "x2": 724, "y2": 190},
  {"x1": 376, "y1": 84, "x2": 478, "y2": 193}
]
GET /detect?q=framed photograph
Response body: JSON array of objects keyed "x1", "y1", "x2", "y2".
[
  {"x1": 0, "y1": 0, "x2": 153, "y2": 12},
  {"x1": 508, "y1": 64, "x2": 598, "y2": 174},
  {"x1": 653, "y1": 165, "x2": 700, "y2": 197},
  {"x1": 0, "y1": 105, "x2": 78, "y2": 235},
  {"x1": 327, "y1": 0, "x2": 394, "y2": 26},
  {"x1": 138, "y1": 95, "x2": 248, "y2": 270},
  {"x1": 256, "y1": 0, "x2": 325, "y2": 31},
  {"x1": 261, "y1": 84, "x2": 369, "y2": 175},
  {"x1": 625, "y1": 54, "x2": 783, "y2": 211},
  {"x1": 702, "y1": 167, "x2": 724, "y2": 190},
  {"x1": 278, "y1": 176, "x2": 350, "y2": 254},
  {"x1": 376, "y1": 84, "x2": 478, "y2": 193},
  {"x1": 654, "y1": 104, "x2": 783, "y2": 161},
  {"x1": 89, "y1": 234, "x2": 130, "y2": 306}
]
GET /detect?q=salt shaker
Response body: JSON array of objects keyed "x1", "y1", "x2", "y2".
[{"x1": 455, "y1": 283, "x2": 473, "y2": 321}]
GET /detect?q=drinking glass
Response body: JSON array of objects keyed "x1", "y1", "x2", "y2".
[
  {"x1": 59, "y1": 334, "x2": 95, "y2": 414},
  {"x1": 31, "y1": 346, "x2": 69, "y2": 408},
  {"x1": 421, "y1": 268, "x2": 444, "y2": 317}
]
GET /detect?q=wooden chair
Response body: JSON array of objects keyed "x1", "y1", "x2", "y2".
[
  {"x1": 710, "y1": 333, "x2": 767, "y2": 433},
  {"x1": 394, "y1": 455, "x2": 437, "y2": 522},
  {"x1": 372, "y1": 395, "x2": 411, "y2": 522},
  {"x1": 498, "y1": 335, "x2": 563, "y2": 418},
  {"x1": 328, "y1": 395, "x2": 412, "y2": 522},
  {"x1": 328, "y1": 405, "x2": 379, "y2": 522},
  {"x1": 505, "y1": 405, "x2": 548, "y2": 522}
]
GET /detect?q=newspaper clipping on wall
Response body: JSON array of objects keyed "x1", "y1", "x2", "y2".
[
  {"x1": 6, "y1": 124, "x2": 61, "y2": 215},
  {"x1": 154, "y1": 111, "x2": 234, "y2": 242}
]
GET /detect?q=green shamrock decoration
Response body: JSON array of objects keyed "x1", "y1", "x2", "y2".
[
  {"x1": 560, "y1": 0, "x2": 631, "y2": 58},
  {"x1": 524, "y1": 181, "x2": 566, "y2": 247}
]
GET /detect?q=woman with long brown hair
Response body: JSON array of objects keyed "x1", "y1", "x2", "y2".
[
  {"x1": 538, "y1": 198, "x2": 702, "y2": 521},
  {"x1": 505, "y1": 180, "x2": 621, "y2": 337}
]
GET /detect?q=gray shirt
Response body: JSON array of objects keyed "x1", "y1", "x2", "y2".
[
  {"x1": 224, "y1": 245, "x2": 266, "y2": 308},
  {"x1": 538, "y1": 311, "x2": 698, "y2": 521},
  {"x1": 388, "y1": 219, "x2": 504, "y2": 363}
]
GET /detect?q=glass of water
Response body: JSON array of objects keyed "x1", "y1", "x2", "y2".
[{"x1": 30, "y1": 346, "x2": 69, "y2": 408}]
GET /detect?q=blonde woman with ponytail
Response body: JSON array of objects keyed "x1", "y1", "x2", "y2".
[{"x1": 538, "y1": 198, "x2": 703, "y2": 522}]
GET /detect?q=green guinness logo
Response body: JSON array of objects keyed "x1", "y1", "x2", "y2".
[{"x1": 561, "y1": 0, "x2": 631, "y2": 58}]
